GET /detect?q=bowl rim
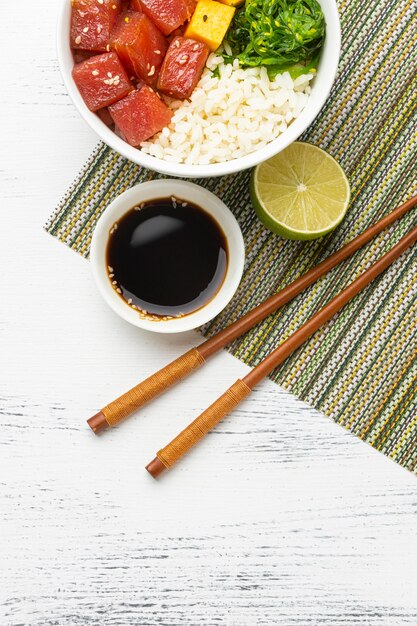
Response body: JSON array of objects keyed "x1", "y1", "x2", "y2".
[
  {"x1": 89, "y1": 180, "x2": 245, "y2": 333},
  {"x1": 57, "y1": 0, "x2": 341, "y2": 178}
]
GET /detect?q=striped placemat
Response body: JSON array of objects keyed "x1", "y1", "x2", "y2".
[{"x1": 46, "y1": 0, "x2": 417, "y2": 474}]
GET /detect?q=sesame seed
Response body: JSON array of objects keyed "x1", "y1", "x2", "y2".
[
  {"x1": 112, "y1": 280, "x2": 117, "y2": 285},
  {"x1": 193, "y1": 44, "x2": 199, "y2": 51},
  {"x1": 92, "y1": 69, "x2": 99, "y2": 76},
  {"x1": 106, "y1": 44, "x2": 110, "y2": 51},
  {"x1": 109, "y1": 273, "x2": 114, "y2": 278},
  {"x1": 127, "y1": 298, "x2": 133, "y2": 304},
  {"x1": 112, "y1": 3, "x2": 117, "y2": 8},
  {"x1": 97, "y1": 0, "x2": 104, "y2": 4},
  {"x1": 116, "y1": 288, "x2": 122, "y2": 294},
  {"x1": 83, "y1": 26, "x2": 89, "y2": 33},
  {"x1": 108, "y1": 266, "x2": 114, "y2": 272},
  {"x1": 174, "y1": 39, "x2": 180, "y2": 47},
  {"x1": 107, "y1": 72, "x2": 113, "y2": 78},
  {"x1": 97, "y1": 25, "x2": 102, "y2": 34},
  {"x1": 148, "y1": 66, "x2": 155, "y2": 76},
  {"x1": 178, "y1": 57, "x2": 187, "y2": 65},
  {"x1": 75, "y1": 35, "x2": 82, "y2": 44},
  {"x1": 155, "y1": 49, "x2": 161, "y2": 54}
]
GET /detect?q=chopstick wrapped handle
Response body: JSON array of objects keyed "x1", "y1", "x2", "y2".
[
  {"x1": 88, "y1": 348, "x2": 206, "y2": 433},
  {"x1": 146, "y1": 379, "x2": 252, "y2": 477}
]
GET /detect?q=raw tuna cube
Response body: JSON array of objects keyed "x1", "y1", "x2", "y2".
[
  {"x1": 138, "y1": 0, "x2": 196, "y2": 36},
  {"x1": 71, "y1": 0, "x2": 122, "y2": 51},
  {"x1": 110, "y1": 12, "x2": 168, "y2": 85},
  {"x1": 157, "y1": 36, "x2": 208, "y2": 99},
  {"x1": 108, "y1": 86, "x2": 173, "y2": 145},
  {"x1": 72, "y1": 52, "x2": 133, "y2": 111}
]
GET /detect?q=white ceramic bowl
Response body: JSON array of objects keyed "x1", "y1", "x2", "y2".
[
  {"x1": 90, "y1": 180, "x2": 245, "y2": 333},
  {"x1": 57, "y1": 0, "x2": 341, "y2": 178}
]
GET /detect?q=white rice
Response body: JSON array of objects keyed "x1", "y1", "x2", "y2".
[{"x1": 140, "y1": 53, "x2": 314, "y2": 165}]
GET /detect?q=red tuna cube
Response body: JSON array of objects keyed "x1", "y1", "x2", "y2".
[
  {"x1": 157, "y1": 36, "x2": 208, "y2": 99},
  {"x1": 137, "y1": 0, "x2": 195, "y2": 36},
  {"x1": 108, "y1": 86, "x2": 173, "y2": 145},
  {"x1": 71, "y1": 0, "x2": 121, "y2": 51},
  {"x1": 110, "y1": 12, "x2": 168, "y2": 86},
  {"x1": 72, "y1": 52, "x2": 133, "y2": 111}
]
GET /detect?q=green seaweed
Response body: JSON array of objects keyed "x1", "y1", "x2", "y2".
[{"x1": 224, "y1": 0, "x2": 325, "y2": 73}]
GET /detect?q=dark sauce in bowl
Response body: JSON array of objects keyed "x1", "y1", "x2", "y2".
[{"x1": 106, "y1": 197, "x2": 228, "y2": 319}]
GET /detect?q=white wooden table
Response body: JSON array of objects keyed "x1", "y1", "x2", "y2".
[{"x1": 1, "y1": 3, "x2": 417, "y2": 624}]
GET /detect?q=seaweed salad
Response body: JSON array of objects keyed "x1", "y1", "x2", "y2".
[{"x1": 224, "y1": 0, "x2": 326, "y2": 78}]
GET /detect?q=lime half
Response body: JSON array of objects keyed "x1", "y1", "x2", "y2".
[{"x1": 251, "y1": 142, "x2": 351, "y2": 240}]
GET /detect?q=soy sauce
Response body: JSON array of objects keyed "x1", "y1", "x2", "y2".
[{"x1": 106, "y1": 197, "x2": 228, "y2": 319}]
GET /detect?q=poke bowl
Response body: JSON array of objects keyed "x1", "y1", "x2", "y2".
[{"x1": 57, "y1": 0, "x2": 341, "y2": 178}]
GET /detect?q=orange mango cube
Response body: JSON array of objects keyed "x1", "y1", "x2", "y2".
[{"x1": 185, "y1": 0, "x2": 235, "y2": 52}]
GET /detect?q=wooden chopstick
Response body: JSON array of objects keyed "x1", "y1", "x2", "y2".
[
  {"x1": 88, "y1": 195, "x2": 417, "y2": 434},
  {"x1": 146, "y1": 221, "x2": 417, "y2": 478}
]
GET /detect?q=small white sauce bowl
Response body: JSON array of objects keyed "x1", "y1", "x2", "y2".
[
  {"x1": 57, "y1": 0, "x2": 341, "y2": 178},
  {"x1": 90, "y1": 180, "x2": 245, "y2": 333}
]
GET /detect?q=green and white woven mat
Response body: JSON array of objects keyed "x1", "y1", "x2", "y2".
[{"x1": 46, "y1": 0, "x2": 417, "y2": 473}]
